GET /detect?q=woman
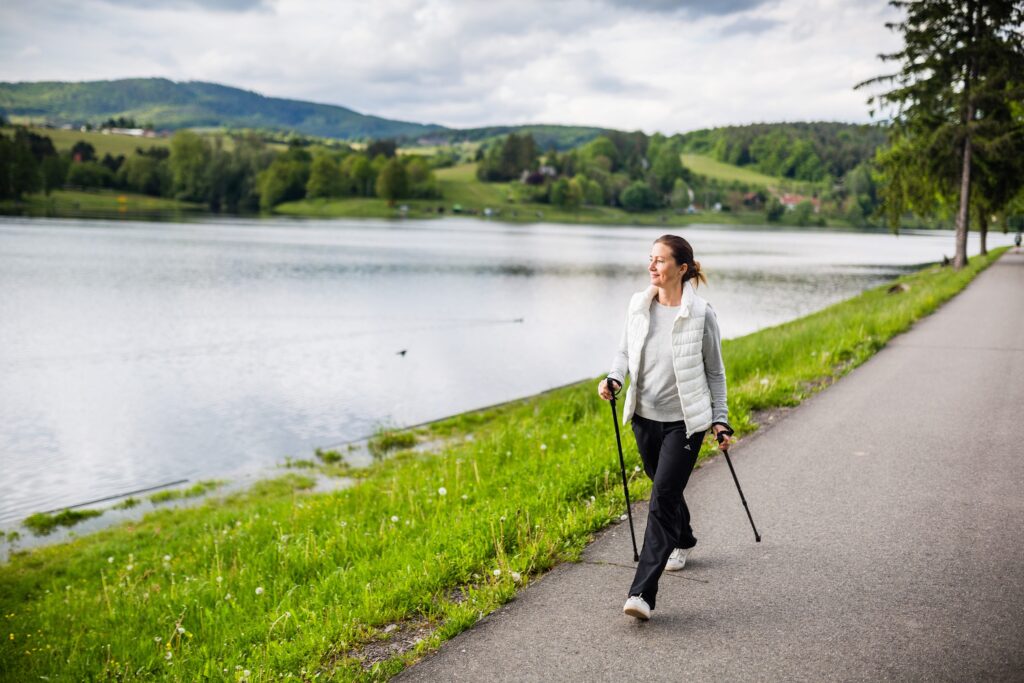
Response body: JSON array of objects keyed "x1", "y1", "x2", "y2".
[{"x1": 597, "y1": 234, "x2": 733, "y2": 621}]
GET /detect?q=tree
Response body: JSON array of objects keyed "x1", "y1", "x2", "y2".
[
  {"x1": 70, "y1": 140, "x2": 96, "y2": 163},
  {"x1": 649, "y1": 143, "x2": 684, "y2": 194},
  {"x1": 40, "y1": 155, "x2": 68, "y2": 195},
  {"x1": 169, "y1": 130, "x2": 211, "y2": 202},
  {"x1": 620, "y1": 181, "x2": 659, "y2": 211},
  {"x1": 258, "y1": 157, "x2": 310, "y2": 210},
  {"x1": 375, "y1": 158, "x2": 409, "y2": 204},
  {"x1": 859, "y1": 0, "x2": 1024, "y2": 268},
  {"x1": 306, "y1": 155, "x2": 346, "y2": 199},
  {"x1": 765, "y1": 197, "x2": 785, "y2": 222},
  {"x1": 119, "y1": 154, "x2": 170, "y2": 197}
]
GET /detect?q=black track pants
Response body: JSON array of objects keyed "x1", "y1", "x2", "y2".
[{"x1": 627, "y1": 413, "x2": 706, "y2": 609}]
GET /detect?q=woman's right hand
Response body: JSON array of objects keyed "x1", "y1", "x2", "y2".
[{"x1": 598, "y1": 378, "x2": 620, "y2": 401}]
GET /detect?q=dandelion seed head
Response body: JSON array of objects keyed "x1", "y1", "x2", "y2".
[
  {"x1": 540, "y1": 444, "x2": 547, "y2": 451},
  {"x1": 511, "y1": 571, "x2": 522, "y2": 583},
  {"x1": 216, "y1": 576, "x2": 223, "y2": 583},
  {"x1": 255, "y1": 587, "x2": 264, "y2": 595},
  {"x1": 634, "y1": 465, "x2": 640, "y2": 472},
  {"x1": 154, "y1": 636, "x2": 162, "y2": 643},
  {"x1": 461, "y1": 494, "x2": 468, "y2": 500},
  {"x1": 390, "y1": 515, "x2": 399, "y2": 522},
  {"x1": 164, "y1": 651, "x2": 172, "y2": 660},
  {"x1": 224, "y1": 593, "x2": 232, "y2": 601},
  {"x1": 125, "y1": 564, "x2": 133, "y2": 571},
  {"x1": 590, "y1": 496, "x2": 596, "y2": 502},
  {"x1": 339, "y1": 521, "x2": 347, "y2": 527},
  {"x1": 561, "y1": 434, "x2": 568, "y2": 440},
  {"x1": 163, "y1": 555, "x2": 171, "y2": 562},
  {"x1": 438, "y1": 487, "x2": 447, "y2": 496},
  {"x1": 176, "y1": 626, "x2": 185, "y2": 634},
  {"x1": 620, "y1": 514, "x2": 628, "y2": 521},
  {"x1": 492, "y1": 569, "x2": 501, "y2": 576},
  {"x1": 107, "y1": 557, "x2": 114, "y2": 563},
  {"x1": 759, "y1": 378, "x2": 769, "y2": 386},
  {"x1": 243, "y1": 670, "x2": 251, "y2": 678}
]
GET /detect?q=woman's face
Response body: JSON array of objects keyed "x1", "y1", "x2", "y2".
[{"x1": 649, "y1": 242, "x2": 687, "y2": 288}]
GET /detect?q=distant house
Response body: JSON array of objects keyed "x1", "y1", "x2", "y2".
[{"x1": 779, "y1": 193, "x2": 821, "y2": 213}]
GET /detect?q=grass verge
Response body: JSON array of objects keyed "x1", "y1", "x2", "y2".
[{"x1": 0, "y1": 249, "x2": 1005, "y2": 681}]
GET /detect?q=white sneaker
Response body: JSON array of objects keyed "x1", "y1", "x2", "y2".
[
  {"x1": 665, "y1": 547, "x2": 690, "y2": 572},
  {"x1": 623, "y1": 595, "x2": 651, "y2": 620}
]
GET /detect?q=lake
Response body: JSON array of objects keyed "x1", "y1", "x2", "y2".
[{"x1": 0, "y1": 216, "x2": 1011, "y2": 526}]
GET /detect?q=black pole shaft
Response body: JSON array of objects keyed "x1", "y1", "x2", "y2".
[
  {"x1": 722, "y1": 449, "x2": 761, "y2": 542},
  {"x1": 609, "y1": 395, "x2": 640, "y2": 562}
]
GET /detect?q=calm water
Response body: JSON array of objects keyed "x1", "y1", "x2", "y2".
[{"x1": 0, "y1": 216, "x2": 1010, "y2": 525}]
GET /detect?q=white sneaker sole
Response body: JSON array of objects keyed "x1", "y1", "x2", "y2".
[{"x1": 623, "y1": 605, "x2": 650, "y2": 620}]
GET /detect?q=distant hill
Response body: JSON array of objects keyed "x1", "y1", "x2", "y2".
[
  {"x1": 0, "y1": 78, "x2": 449, "y2": 141},
  {"x1": 0, "y1": 78, "x2": 610, "y2": 149}
]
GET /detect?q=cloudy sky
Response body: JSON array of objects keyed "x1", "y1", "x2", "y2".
[{"x1": 0, "y1": 0, "x2": 901, "y2": 134}]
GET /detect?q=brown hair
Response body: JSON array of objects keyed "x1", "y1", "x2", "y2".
[{"x1": 654, "y1": 234, "x2": 706, "y2": 287}]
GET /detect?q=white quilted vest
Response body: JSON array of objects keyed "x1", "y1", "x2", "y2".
[{"x1": 621, "y1": 280, "x2": 713, "y2": 437}]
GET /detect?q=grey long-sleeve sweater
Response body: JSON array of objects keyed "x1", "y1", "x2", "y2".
[{"x1": 611, "y1": 300, "x2": 730, "y2": 426}]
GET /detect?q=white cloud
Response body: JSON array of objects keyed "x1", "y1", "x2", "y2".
[{"x1": 0, "y1": 0, "x2": 902, "y2": 133}]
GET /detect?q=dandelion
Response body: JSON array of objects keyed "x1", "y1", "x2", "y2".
[
  {"x1": 126, "y1": 564, "x2": 134, "y2": 571},
  {"x1": 620, "y1": 514, "x2": 628, "y2": 521},
  {"x1": 255, "y1": 587, "x2": 264, "y2": 595},
  {"x1": 163, "y1": 555, "x2": 171, "y2": 562},
  {"x1": 224, "y1": 593, "x2": 232, "y2": 601},
  {"x1": 339, "y1": 521, "x2": 347, "y2": 527},
  {"x1": 461, "y1": 494, "x2": 468, "y2": 501},
  {"x1": 243, "y1": 670, "x2": 251, "y2": 679},
  {"x1": 492, "y1": 569, "x2": 501, "y2": 577},
  {"x1": 176, "y1": 627, "x2": 185, "y2": 634},
  {"x1": 590, "y1": 496, "x2": 596, "y2": 502},
  {"x1": 216, "y1": 576, "x2": 223, "y2": 583},
  {"x1": 759, "y1": 378, "x2": 770, "y2": 386},
  {"x1": 634, "y1": 465, "x2": 640, "y2": 472},
  {"x1": 154, "y1": 636, "x2": 162, "y2": 643},
  {"x1": 438, "y1": 487, "x2": 447, "y2": 496},
  {"x1": 500, "y1": 516, "x2": 506, "y2": 522},
  {"x1": 540, "y1": 444, "x2": 547, "y2": 451},
  {"x1": 390, "y1": 515, "x2": 399, "y2": 522},
  {"x1": 164, "y1": 651, "x2": 172, "y2": 660},
  {"x1": 511, "y1": 571, "x2": 522, "y2": 583},
  {"x1": 107, "y1": 557, "x2": 114, "y2": 563},
  {"x1": 561, "y1": 434, "x2": 568, "y2": 440}
]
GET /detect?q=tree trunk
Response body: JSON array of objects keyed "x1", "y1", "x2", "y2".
[
  {"x1": 979, "y1": 210, "x2": 988, "y2": 255},
  {"x1": 954, "y1": 131, "x2": 972, "y2": 269}
]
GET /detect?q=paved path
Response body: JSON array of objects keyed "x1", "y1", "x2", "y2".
[{"x1": 398, "y1": 252, "x2": 1024, "y2": 682}]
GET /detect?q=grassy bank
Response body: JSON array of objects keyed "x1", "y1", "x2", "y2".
[
  {"x1": 0, "y1": 189, "x2": 202, "y2": 219},
  {"x1": 0, "y1": 249, "x2": 1006, "y2": 681}
]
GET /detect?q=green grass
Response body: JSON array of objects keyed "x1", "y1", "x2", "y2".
[
  {"x1": 147, "y1": 481, "x2": 225, "y2": 504},
  {"x1": 681, "y1": 153, "x2": 819, "y2": 193},
  {"x1": 15, "y1": 126, "x2": 172, "y2": 157},
  {"x1": 0, "y1": 188, "x2": 202, "y2": 218},
  {"x1": 0, "y1": 248, "x2": 1005, "y2": 681},
  {"x1": 21, "y1": 509, "x2": 104, "y2": 536}
]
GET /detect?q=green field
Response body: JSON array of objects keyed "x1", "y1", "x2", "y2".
[
  {"x1": 17, "y1": 126, "x2": 172, "y2": 156},
  {"x1": 681, "y1": 153, "x2": 818, "y2": 192},
  {"x1": 0, "y1": 248, "x2": 1005, "y2": 681}
]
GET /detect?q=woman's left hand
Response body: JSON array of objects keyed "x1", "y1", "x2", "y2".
[{"x1": 712, "y1": 425, "x2": 732, "y2": 452}]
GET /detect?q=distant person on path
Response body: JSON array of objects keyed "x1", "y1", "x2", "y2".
[
  {"x1": 598, "y1": 234, "x2": 733, "y2": 621},
  {"x1": 1015, "y1": 230, "x2": 1021, "y2": 252}
]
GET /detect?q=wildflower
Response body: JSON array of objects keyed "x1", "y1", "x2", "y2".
[
  {"x1": 243, "y1": 670, "x2": 251, "y2": 678},
  {"x1": 216, "y1": 576, "x2": 223, "y2": 583},
  {"x1": 620, "y1": 514, "x2": 628, "y2": 521},
  {"x1": 540, "y1": 444, "x2": 547, "y2": 451},
  {"x1": 225, "y1": 593, "x2": 232, "y2": 601},
  {"x1": 634, "y1": 465, "x2": 640, "y2": 472},
  {"x1": 461, "y1": 494, "x2": 468, "y2": 501},
  {"x1": 500, "y1": 516, "x2": 506, "y2": 522},
  {"x1": 590, "y1": 496, "x2": 596, "y2": 502},
  {"x1": 107, "y1": 557, "x2": 114, "y2": 563},
  {"x1": 177, "y1": 626, "x2": 185, "y2": 634},
  {"x1": 255, "y1": 587, "x2": 264, "y2": 595},
  {"x1": 126, "y1": 564, "x2": 134, "y2": 571},
  {"x1": 390, "y1": 515, "x2": 399, "y2": 522},
  {"x1": 438, "y1": 487, "x2": 447, "y2": 496},
  {"x1": 492, "y1": 569, "x2": 501, "y2": 577},
  {"x1": 163, "y1": 555, "x2": 171, "y2": 562},
  {"x1": 339, "y1": 521, "x2": 347, "y2": 527},
  {"x1": 561, "y1": 434, "x2": 568, "y2": 440},
  {"x1": 505, "y1": 451, "x2": 511, "y2": 456},
  {"x1": 154, "y1": 636, "x2": 162, "y2": 643},
  {"x1": 164, "y1": 651, "x2": 172, "y2": 660},
  {"x1": 759, "y1": 378, "x2": 769, "y2": 386},
  {"x1": 511, "y1": 571, "x2": 522, "y2": 583}
]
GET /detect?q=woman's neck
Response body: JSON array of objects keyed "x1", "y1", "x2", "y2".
[{"x1": 656, "y1": 282, "x2": 683, "y2": 306}]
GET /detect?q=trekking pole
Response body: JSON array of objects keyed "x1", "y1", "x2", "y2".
[
  {"x1": 607, "y1": 378, "x2": 639, "y2": 562},
  {"x1": 717, "y1": 432, "x2": 761, "y2": 542}
]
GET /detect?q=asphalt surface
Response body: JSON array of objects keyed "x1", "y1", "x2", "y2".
[{"x1": 397, "y1": 251, "x2": 1024, "y2": 683}]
